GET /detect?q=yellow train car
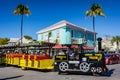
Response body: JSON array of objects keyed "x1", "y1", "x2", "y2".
[
  {"x1": 19, "y1": 54, "x2": 54, "y2": 70},
  {"x1": 5, "y1": 53, "x2": 22, "y2": 65},
  {"x1": 0, "y1": 42, "x2": 55, "y2": 71}
]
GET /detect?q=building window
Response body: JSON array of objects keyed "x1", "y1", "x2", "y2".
[
  {"x1": 78, "y1": 31, "x2": 81, "y2": 38},
  {"x1": 57, "y1": 29, "x2": 60, "y2": 38},
  {"x1": 45, "y1": 34, "x2": 48, "y2": 41},
  {"x1": 92, "y1": 34, "x2": 94, "y2": 41},
  {"x1": 41, "y1": 34, "x2": 43, "y2": 40},
  {"x1": 71, "y1": 30, "x2": 74, "y2": 38},
  {"x1": 84, "y1": 32, "x2": 87, "y2": 41}
]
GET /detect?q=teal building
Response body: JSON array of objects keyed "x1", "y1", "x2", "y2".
[{"x1": 37, "y1": 20, "x2": 96, "y2": 47}]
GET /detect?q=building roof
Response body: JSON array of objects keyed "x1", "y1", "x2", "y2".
[
  {"x1": 37, "y1": 20, "x2": 96, "y2": 34},
  {"x1": 9, "y1": 38, "x2": 20, "y2": 43}
]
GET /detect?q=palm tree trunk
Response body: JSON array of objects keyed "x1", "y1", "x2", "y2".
[
  {"x1": 93, "y1": 16, "x2": 96, "y2": 49},
  {"x1": 21, "y1": 14, "x2": 24, "y2": 44},
  {"x1": 117, "y1": 42, "x2": 119, "y2": 51},
  {"x1": 48, "y1": 37, "x2": 49, "y2": 42}
]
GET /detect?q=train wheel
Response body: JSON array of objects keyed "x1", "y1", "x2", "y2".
[
  {"x1": 21, "y1": 66, "x2": 26, "y2": 70},
  {"x1": 59, "y1": 62, "x2": 68, "y2": 73},
  {"x1": 91, "y1": 67, "x2": 96, "y2": 73},
  {"x1": 80, "y1": 62, "x2": 90, "y2": 72},
  {"x1": 96, "y1": 67, "x2": 103, "y2": 73}
]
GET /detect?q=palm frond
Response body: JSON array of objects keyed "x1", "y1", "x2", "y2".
[
  {"x1": 99, "y1": 12, "x2": 105, "y2": 17},
  {"x1": 86, "y1": 10, "x2": 90, "y2": 16},
  {"x1": 86, "y1": 3, "x2": 105, "y2": 17},
  {"x1": 13, "y1": 4, "x2": 31, "y2": 16},
  {"x1": 86, "y1": 10, "x2": 94, "y2": 17},
  {"x1": 111, "y1": 36, "x2": 120, "y2": 44}
]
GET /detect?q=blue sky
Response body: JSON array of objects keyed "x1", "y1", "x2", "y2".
[{"x1": 0, "y1": 0, "x2": 120, "y2": 40}]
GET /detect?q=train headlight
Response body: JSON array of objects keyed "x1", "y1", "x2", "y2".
[{"x1": 54, "y1": 62, "x2": 57, "y2": 65}]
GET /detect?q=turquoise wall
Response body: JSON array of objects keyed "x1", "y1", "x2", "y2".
[
  {"x1": 86, "y1": 33, "x2": 94, "y2": 46},
  {"x1": 38, "y1": 34, "x2": 41, "y2": 40},
  {"x1": 74, "y1": 30, "x2": 78, "y2": 39},
  {"x1": 81, "y1": 32, "x2": 85, "y2": 38},
  {"x1": 65, "y1": 27, "x2": 71, "y2": 44},
  {"x1": 37, "y1": 27, "x2": 94, "y2": 46},
  {"x1": 52, "y1": 30, "x2": 57, "y2": 40},
  {"x1": 59, "y1": 27, "x2": 66, "y2": 44}
]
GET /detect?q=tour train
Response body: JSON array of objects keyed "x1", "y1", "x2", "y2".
[{"x1": 0, "y1": 40, "x2": 108, "y2": 75}]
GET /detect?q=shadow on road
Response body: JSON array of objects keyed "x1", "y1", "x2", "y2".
[
  {"x1": 0, "y1": 64, "x2": 21, "y2": 69},
  {"x1": 58, "y1": 71, "x2": 93, "y2": 76},
  {"x1": 101, "y1": 69, "x2": 115, "y2": 77},
  {"x1": 0, "y1": 64, "x2": 6, "y2": 68},
  {"x1": 56, "y1": 69, "x2": 115, "y2": 77},
  {"x1": 0, "y1": 75, "x2": 24, "y2": 80},
  {"x1": 25, "y1": 68, "x2": 53, "y2": 72}
]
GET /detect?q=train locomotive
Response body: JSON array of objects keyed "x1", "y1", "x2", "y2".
[{"x1": 54, "y1": 44, "x2": 108, "y2": 75}]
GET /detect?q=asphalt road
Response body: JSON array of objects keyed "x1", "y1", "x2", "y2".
[{"x1": 0, "y1": 64, "x2": 120, "y2": 80}]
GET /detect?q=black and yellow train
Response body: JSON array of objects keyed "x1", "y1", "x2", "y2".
[{"x1": 54, "y1": 44, "x2": 108, "y2": 75}]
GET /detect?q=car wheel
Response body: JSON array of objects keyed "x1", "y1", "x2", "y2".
[
  {"x1": 110, "y1": 60, "x2": 112, "y2": 65},
  {"x1": 117, "y1": 59, "x2": 119, "y2": 64}
]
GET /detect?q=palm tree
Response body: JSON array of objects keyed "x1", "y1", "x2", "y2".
[
  {"x1": 13, "y1": 4, "x2": 31, "y2": 43},
  {"x1": 111, "y1": 36, "x2": 120, "y2": 51},
  {"x1": 24, "y1": 35, "x2": 32, "y2": 40},
  {"x1": 86, "y1": 3, "x2": 105, "y2": 48},
  {"x1": 48, "y1": 32, "x2": 52, "y2": 42}
]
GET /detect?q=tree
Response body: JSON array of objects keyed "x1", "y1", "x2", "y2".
[
  {"x1": 111, "y1": 36, "x2": 120, "y2": 51},
  {"x1": 103, "y1": 45, "x2": 109, "y2": 52},
  {"x1": 86, "y1": 3, "x2": 105, "y2": 48},
  {"x1": 48, "y1": 32, "x2": 52, "y2": 42},
  {"x1": 0, "y1": 38, "x2": 10, "y2": 45},
  {"x1": 13, "y1": 4, "x2": 31, "y2": 43},
  {"x1": 24, "y1": 35, "x2": 32, "y2": 40}
]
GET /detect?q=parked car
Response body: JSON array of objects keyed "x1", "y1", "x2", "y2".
[
  {"x1": 115, "y1": 53, "x2": 120, "y2": 63},
  {"x1": 115, "y1": 53, "x2": 120, "y2": 59},
  {"x1": 105, "y1": 54, "x2": 119, "y2": 65}
]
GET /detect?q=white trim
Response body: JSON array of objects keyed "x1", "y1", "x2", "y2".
[
  {"x1": 69, "y1": 61, "x2": 79, "y2": 64},
  {"x1": 36, "y1": 20, "x2": 97, "y2": 34},
  {"x1": 37, "y1": 23, "x2": 66, "y2": 34}
]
